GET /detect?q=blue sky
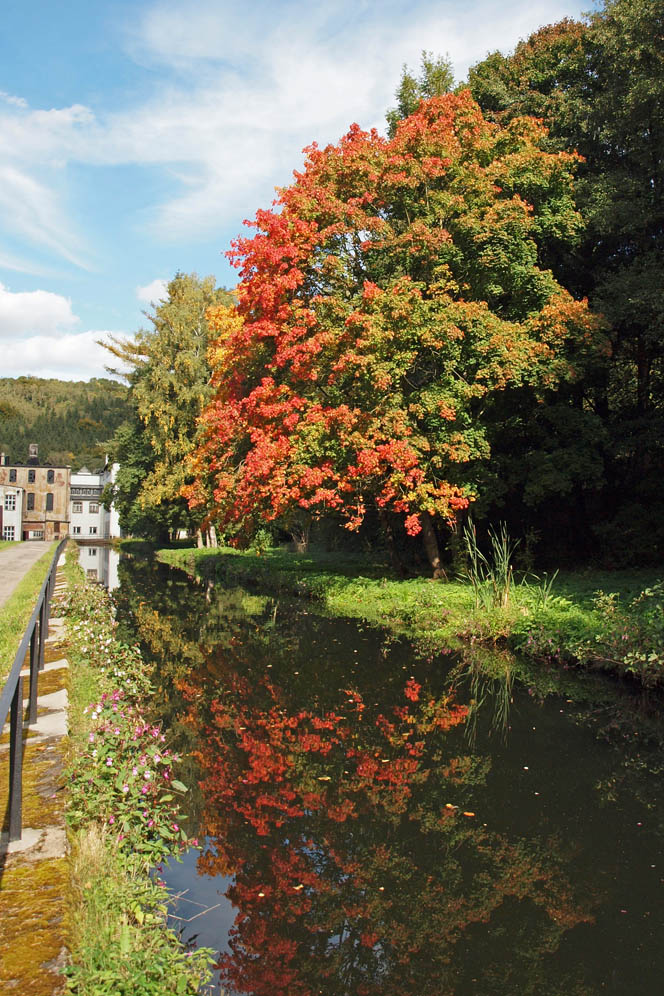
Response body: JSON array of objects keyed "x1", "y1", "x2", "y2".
[{"x1": 0, "y1": 0, "x2": 591, "y2": 381}]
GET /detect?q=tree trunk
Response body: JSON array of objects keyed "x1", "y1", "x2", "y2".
[
  {"x1": 196, "y1": 529, "x2": 204, "y2": 548},
  {"x1": 421, "y1": 511, "x2": 447, "y2": 579},
  {"x1": 378, "y1": 509, "x2": 406, "y2": 576}
]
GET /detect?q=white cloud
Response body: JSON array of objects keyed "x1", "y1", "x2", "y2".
[
  {"x1": 0, "y1": 91, "x2": 28, "y2": 109},
  {"x1": 0, "y1": 0, "x2": 588, "y2": 255},
  {"x1": 0, "y1": 251, "x2": 57, "y2": 277},
  {"x1": 2, "y1": 330, "x2": 127, "y2": 381},
  {"x1": 0, "y1": 282, "x2": 79, "y2": 337},
  {"x1": 136, "y1": 278, "x2": 168, "y2": 304},
  {"x1": 0, "y1": 165, "x2": 90, "y2": 269}
]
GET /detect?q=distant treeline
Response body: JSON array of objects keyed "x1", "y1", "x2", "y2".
[{"x1": 0, "y1": 376, "x2": 129, "y2": 471}]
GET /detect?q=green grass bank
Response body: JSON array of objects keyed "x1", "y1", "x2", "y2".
[
  {"x1": 152, "y1": 544, "x2": 664, "y2": 687},
  {"x1": 59, "y1": 546, "x2": 215, "y2": 995}
]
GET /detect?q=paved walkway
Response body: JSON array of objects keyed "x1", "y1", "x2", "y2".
[{"x1": 0, "y1": 542, "x2": 53, "y2": 610}]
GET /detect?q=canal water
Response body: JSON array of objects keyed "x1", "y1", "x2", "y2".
[{"x1": 113, "y1": 557, "x2": 664, "y2": 996}]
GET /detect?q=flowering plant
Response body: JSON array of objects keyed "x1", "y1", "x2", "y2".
[{"x1": 67, "y1": 689, "x2": 190, "y2": 861}]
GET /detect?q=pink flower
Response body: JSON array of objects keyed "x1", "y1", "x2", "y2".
[
  {"x1": 122, "y1": 784, "x2": 129, "y2": 794},
  {"x1": 106, "y1": 758, "x2": 113, "y2": 767}
]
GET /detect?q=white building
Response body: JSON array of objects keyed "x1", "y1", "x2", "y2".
[
  {"x1": 0, "y1": 484, "x2": 24, "y2": 542},
  {"x1": 69, "y1": 463, "x2": 120, "y2": 540}
]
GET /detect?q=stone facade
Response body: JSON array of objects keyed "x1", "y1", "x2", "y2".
[{"x1": 0, "y1": 446, "x2": 71, "y2": 541}]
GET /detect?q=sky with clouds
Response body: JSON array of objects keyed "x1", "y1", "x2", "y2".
[{"x1": 1, "y1": 0, "x2": 592, "y2": 381}]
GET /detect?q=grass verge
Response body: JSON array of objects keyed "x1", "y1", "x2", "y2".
[
  {"x1": 0, "y1": 541, "x2": 57, "y2": 685},
  {"x1": 59, "y1": 544, "x2": 215, "y2": 995},
  {"x1": 155, "y1": 545, "x2": 664, "y2": 686}
]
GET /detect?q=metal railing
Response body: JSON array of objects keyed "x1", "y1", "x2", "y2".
[{"x1": 0, "y1": 539, "x2": 67, "y2": 842}]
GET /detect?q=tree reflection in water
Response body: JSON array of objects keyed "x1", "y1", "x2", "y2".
[{"x1": 115, "y1": 558, "x2": 595, "y2": 995}]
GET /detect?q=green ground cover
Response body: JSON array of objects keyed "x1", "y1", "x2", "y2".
[
  {"x1": 59, "y1": 545, "x2": 215, "y2": 995},
  {"x1": 153, "y1": 545, "x2": 664, "y2": 687},
  {"x1": 0, "y1": 542, "x2": 57, "y2": 686}
]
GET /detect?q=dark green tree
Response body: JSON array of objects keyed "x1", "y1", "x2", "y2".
[
  {"x1": 386, "y1": 50, "x2": 455, "y2": 137},
  {"x1": 467, "y1": 0, "x2": 664, "y2": 563}
]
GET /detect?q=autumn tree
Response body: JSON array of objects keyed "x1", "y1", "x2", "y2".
[
  {"x1": 105, "y1": 272, "x2": 233, "y2": 541},
  {"x1": 189, "y1": 92, "x2": 602, "y2": 572}
]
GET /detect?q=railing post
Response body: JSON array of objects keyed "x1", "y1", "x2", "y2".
[
  {"x1": 44, "y1": 572, "x2": 52, "y2": 635},
  {"x1": 8, "y1": 675, "x2": 24, "y2": 842},
  {"x1": 28, "y1": 624, "x2": 39, "y2": 725},
  {"x1": 38, "y1": 598, "x2": 46, "y2": 672}
]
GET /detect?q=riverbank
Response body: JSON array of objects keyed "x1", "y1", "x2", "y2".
[
  {"x1": 58, "y1": 546, "x2": 215, "y2": 994},
  {"x1": 152, "y1": 544, "x2": 664, "y2": 687}
]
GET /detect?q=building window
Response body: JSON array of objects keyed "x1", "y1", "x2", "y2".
[
  {"x1": 72, "y1": 501, "x2": 83, "y2": 513},
  {"x1": 9, "y1": 469, "x2": 16, "y2": 482},
  {"x1": 88, "y1": 547, "x2": 97, "y2": 556},
  {"x1": 27, "y1": 492, "x2": 35, "y2": 511},
  {"x1": 4, "y1": 494, "x2": 16, "y2": 511},
  {"x1": 89, "y1": 526, "x2": 98, "y2": 535},
  {"x1": 86, "y1": 569, "x2": 98, "y2": 579},
  {"x1": 46, "y1": 492, "x2": 54, "y2": 511},
  {"x1": 72, "y1": 525, "x2": 81, "y2": 535},
  {"x1": 31, "y1": 530, "x2": 44, "y2": 539},
  {"x1": 2, "y1": 525, "x2": 15, "y2": 541},
  {"x1": 89, "y1": 503, "x2": 99, "y2": 514},
  {"x1": 47, "y1": 469, "x2": 55, "y2": 483},
  {"x1": 28, "y1": 469, "x2": 35, "y2": 483}
]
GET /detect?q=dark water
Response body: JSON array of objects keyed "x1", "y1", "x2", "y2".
[{"x1": 113, "y1": 557, "x2": 664, "y2": 996}]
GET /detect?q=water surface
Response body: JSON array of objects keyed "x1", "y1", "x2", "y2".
[{"x1": 114, "y1": 557, "x2": 664, "y2": 996}]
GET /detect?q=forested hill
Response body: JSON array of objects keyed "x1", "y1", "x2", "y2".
[{"x1": 0, "y1": 376, "x2": 129, "y2": 471}]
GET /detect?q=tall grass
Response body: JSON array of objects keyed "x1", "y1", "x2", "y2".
[{"x1": 462, "y1": 521, "x2": 518, "y2": 610}]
